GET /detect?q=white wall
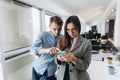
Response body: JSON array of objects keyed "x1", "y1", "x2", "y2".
[
  {"x1": 88, "y1": 19, "x2": 107, "y2": 36},
  {"x1": 88, "y1": 20, "x2": 101, "y2": 33},
  {"x1": 114, "y1": 0, "x2": 120, "y2": 47},
  {"x1": 76, "y1": 15, "x2": 90, "y2": 34},
  {"x1": 81, "y1": 20, "x2": 90, "y2": 33}
]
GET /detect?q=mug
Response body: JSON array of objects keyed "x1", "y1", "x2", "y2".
[
  {"x1": 108, "y1": 66, "x2": 117, "y2": 75},
  {"x1": 107, "y1": 57, "x2": 113, "y2": 64}
]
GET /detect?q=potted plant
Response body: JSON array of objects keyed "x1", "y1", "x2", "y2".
[
  {"x1": 116, "y1": 55, "x2": 120, "y2": 61},
  {"x1": 115, "y1": 54, "x2": 120, "y2": 66}
]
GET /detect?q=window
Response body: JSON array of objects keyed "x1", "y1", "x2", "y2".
[
  {"x1": 45, "y1": 14, "x2": 52, "y2": 31},
  {"x1": 32, "y1": 8, "x2": 41, "y2": 42},
  {"x1": 0, "y1": 1, "x2": 41, "y2": 52}
]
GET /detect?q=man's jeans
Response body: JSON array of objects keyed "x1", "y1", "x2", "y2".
[{"x1": 32, "y1": 68, "x2": 56, "y2": 80}]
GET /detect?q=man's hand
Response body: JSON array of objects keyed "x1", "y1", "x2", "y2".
[
  {"x1": 47, "y1": 47, "x2": 61, "y2": 54},
  {"x1": 99, "y1": 49, "x2": 106, "y2": 53}
]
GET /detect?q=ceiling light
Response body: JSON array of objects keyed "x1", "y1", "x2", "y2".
[{"x1": 106, "y1": 19, "x2": 109, "y2": 22}]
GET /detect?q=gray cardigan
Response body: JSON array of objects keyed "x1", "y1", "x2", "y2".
[{"x1": 56, "y1": 35, "x2": 92, "y2": 80}]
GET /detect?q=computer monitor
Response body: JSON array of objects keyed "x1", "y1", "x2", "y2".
[{"x1": 91, "y1": 40, "x2": 100, "y2": 51}]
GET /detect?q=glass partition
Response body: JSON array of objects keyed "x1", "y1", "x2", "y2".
[{"x1": 0, "y1": 1, "x2": 34, "y2": 52}]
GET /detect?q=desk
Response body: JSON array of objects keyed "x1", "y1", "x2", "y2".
[
  {"x1": 91, "y1": 52, "x2": 116, "y2": 61},
  {"x1": 88, "y1": 53, "x2": 120, "y2": 80}
]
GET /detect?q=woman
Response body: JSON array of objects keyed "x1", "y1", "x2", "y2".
[{"x1": 56, "y1": 15, "x2": 92, "y2": 80}]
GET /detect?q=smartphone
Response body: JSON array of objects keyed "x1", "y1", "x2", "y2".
[{"x1": 58, "y1": 50, "x2": 68, "y2": 56}]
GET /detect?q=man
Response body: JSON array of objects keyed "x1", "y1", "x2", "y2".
[
  {"x1": 99, "y1": 35, "x2": 118, "y2": 53},
  {"x1": 31, "y1": 16, "x2": 63, "y2": 80}
]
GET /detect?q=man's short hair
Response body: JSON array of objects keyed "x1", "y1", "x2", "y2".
[
  {"x1": 50, "y1": 16, "x2": 63, "y2": 26},
  {"x1": 101, "y1": 35, "x2": 108, "y2": 39}
]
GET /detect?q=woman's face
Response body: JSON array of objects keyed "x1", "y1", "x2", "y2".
[{"x1": 66, "y1": 23, "x2": 79, "y2": 38}]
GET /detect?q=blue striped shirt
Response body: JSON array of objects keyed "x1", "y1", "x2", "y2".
[{"x1": 31, "y1": 31, "x2": 62, "y2": 77}]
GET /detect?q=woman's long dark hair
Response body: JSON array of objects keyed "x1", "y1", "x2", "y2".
[{"x1": 59, "y1": 15, "x2": 81, "y2": 50}]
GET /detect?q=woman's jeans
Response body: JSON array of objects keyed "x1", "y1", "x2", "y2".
[{"x1": 32, "y1": 68, "x2": 56, "y2": 80}]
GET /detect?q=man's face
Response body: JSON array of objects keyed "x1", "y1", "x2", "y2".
[
  {"x1": 50, "y1": 22, "x2": 62, "y2": 37},
  {"x1": 101, "y1": 39, "x2": 108, "y2": 44}
]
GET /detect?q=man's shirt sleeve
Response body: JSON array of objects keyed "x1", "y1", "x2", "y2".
[{"x1": 30, "y1": 32, "x2": 44, "y2": 56}]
